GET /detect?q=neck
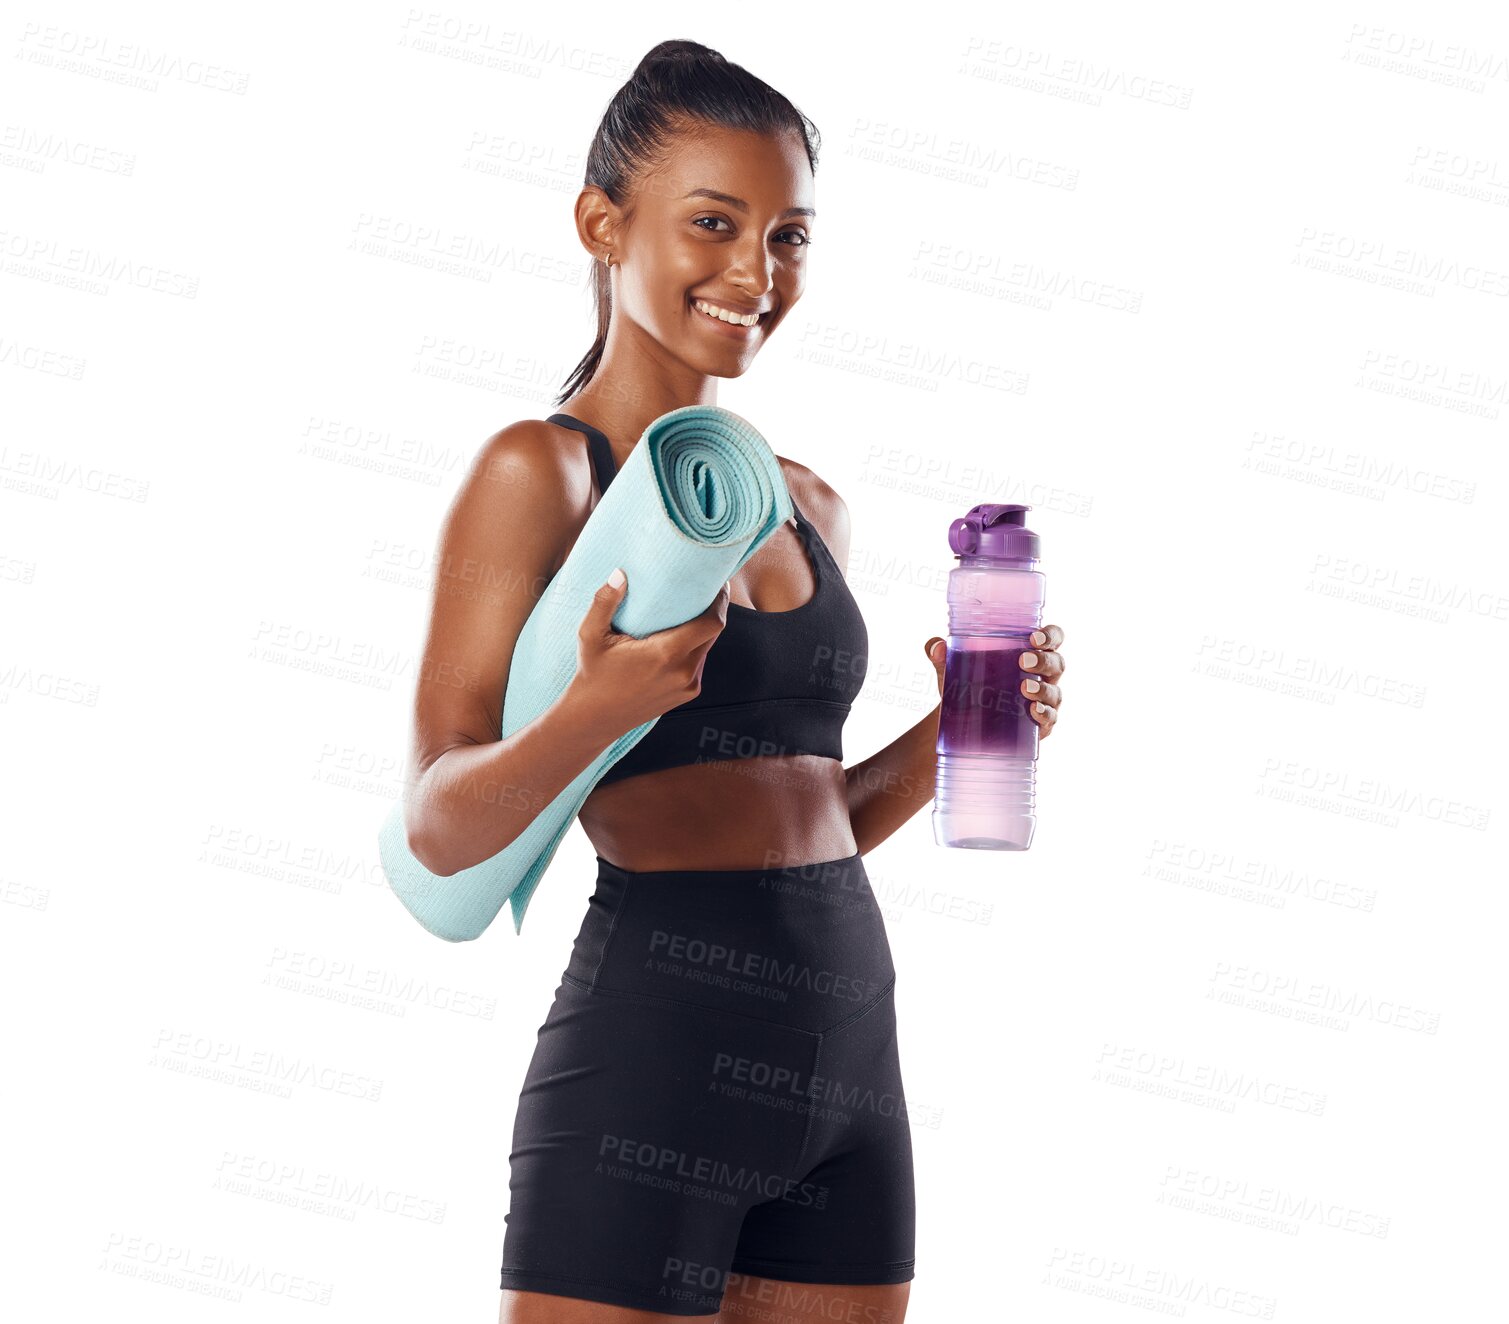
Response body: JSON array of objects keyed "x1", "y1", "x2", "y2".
[{"x1": 562, "y1": 324, "x2": 721, "y2": 452}]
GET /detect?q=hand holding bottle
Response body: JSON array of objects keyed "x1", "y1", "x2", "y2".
[{"x1": 925, "y1": 628, "x2": 1065, "y2": 735}]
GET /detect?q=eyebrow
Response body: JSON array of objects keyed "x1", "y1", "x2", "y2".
[{"x1": 683, "y1": 187, "x2": 815, "y2": 219}]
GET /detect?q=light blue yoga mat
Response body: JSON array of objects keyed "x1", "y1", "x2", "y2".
[{"x1": 376, "y1": 404, "x2": 794, "y2": 941}]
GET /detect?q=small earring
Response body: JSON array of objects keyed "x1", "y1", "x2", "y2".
[{"x1": 602, "y1": 252, "x2": 613, "y2": 268}]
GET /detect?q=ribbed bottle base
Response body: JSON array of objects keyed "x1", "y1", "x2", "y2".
[{"x1": 932, "y1": 753, "x2": 1036, "y2": 851}]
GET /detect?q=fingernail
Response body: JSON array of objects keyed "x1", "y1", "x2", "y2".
[
  {"x1": 1031, "y1": 631, "x2": 1046, "y2": 646},
  {"x1": 1024, "y1": 679, "x2": 1040, "y2": 694},
  {"x1": 1034, "y1": 702, "x2": 1047, "y2": 714},
  {"x1": 607, "y1": 566, "x2": 625, "y2": 588},
  {"x1": 1021, "y1": 652, "x2": 1037, "y2": 668}
]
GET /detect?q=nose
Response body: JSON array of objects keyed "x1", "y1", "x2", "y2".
[{"x1": 724, "y1": 236, "x2": 775, "y2": 297}]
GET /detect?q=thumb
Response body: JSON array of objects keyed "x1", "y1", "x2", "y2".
[
  {"x1": 925, "y1": 637, "x2": 946, "y2": 664},
  {"x1": 584, "y1": 566, "x2": 627, "y2": 632}
]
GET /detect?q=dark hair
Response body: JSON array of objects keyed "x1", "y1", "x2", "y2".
[{"x1": 554, "y1": 39, "x2": 821, "y2": 405}]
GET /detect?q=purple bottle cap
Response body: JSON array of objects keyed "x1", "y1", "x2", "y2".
[{"x1": 949, "y1": 503, "x2": 1039, "y2": 564}]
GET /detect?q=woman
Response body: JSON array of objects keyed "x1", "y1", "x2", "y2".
[{"x1": 400, "y1": 40, "x2": 1066, "y2": 1322}]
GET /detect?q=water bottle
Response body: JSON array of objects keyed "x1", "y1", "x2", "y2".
[{"x1": 932, "y1": 503, "x2": 1045, "y2": 851}]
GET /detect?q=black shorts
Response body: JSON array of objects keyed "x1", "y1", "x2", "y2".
[{"x1": 499, "y1": 850, "x2": 916, "y2": 1316}]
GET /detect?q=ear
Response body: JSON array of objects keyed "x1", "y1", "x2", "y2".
[{"x1": 574, "y1": 185, "x2": 620, "y2": 262}]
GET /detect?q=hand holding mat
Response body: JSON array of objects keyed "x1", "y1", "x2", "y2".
[{"x1": 376, "y1": 404, "x2": 794, "y2": 941}]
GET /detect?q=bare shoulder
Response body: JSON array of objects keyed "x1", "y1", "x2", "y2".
[
  {"x1": 448, "y1": 418, "x2": 592, "y2": 573},
  {"x1": 468, "y1": 418, "x2": 573, "y2": 504},
  {"x1": 777, "y1": 455, "x2": 852, "y2": 575}
]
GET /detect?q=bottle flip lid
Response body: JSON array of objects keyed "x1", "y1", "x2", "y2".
[{"x1": 949, "y1": 503, "x2": 1039, "y2": 563}]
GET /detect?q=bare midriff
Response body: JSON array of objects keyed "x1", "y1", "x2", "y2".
[{"x1": 578, "y1": 756, "x2": 856, "y2": 873}]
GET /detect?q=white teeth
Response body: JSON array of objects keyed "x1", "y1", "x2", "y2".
[{"x1": 694, "y1": 298, "x2": 761, "y2": 327}]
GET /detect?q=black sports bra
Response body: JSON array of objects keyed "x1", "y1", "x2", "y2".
[{"x1": 546, "y1": 412, "x2": 869, "y2": 787}]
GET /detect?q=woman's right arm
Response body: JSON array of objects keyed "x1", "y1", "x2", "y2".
[{"x1": 400, "y1": 421, "x2": 619, "y2": 877}]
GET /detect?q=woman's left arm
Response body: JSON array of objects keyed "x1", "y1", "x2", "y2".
[{"x1": 814, "y1": 481, "x2": 1065, "y2": 855}]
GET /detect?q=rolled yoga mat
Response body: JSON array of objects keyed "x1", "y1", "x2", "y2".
[{"x1": 376, "y1": 404, "x2": 794, "y2": 942}]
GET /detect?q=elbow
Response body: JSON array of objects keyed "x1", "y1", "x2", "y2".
[
  {"x1": 402, "y1": 796, "x2": 525, "y2": 878},
  {"x1": 399, "y1": 747, "x2": 534, "y2": 877},
  {"x1": 401, "y1": 793, "x2": 462, "y2": 878},
  {"x1": 404, "y1": 818, "x2": 454, "y2": 879}
]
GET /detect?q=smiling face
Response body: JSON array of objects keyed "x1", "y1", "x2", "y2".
[{"x1": 581, "y1": 122, "x2": 815, "y2": 378}]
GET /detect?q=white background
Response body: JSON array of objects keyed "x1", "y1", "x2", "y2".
[{"x1": 3, "y1": 2, "x2": 1506, "y2": 1320}]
